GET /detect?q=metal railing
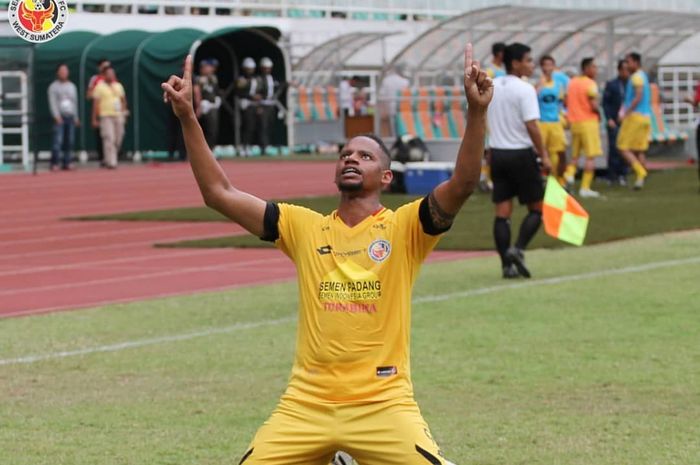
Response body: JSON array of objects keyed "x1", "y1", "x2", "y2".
[
  {"x1": 658, "y1": 65, "x2": 699, "y2": 129},
  {"x1": 0, "y1": 71, "x2": 30, "y2": 171}
]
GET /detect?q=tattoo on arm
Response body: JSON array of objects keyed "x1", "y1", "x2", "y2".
[{"x1": 428, "y1": 191, "x2": 456, "y2": 230}]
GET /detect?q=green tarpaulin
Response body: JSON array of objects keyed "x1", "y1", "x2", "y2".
[
  {"x1": 31, "y1": 26, "x2": 285, "y2": 153},
  {"x1": 34, "y1": 31, "x2": 98, "y2": 151}
]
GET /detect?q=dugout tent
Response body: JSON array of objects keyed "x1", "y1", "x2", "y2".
[{"x1": 32, "y1": 26, "x2": 286, "y2": 154}]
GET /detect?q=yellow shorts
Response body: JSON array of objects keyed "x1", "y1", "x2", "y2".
[
  {"x1": 617, "y1": 113, "x2": 651, "y2": 152},
  {"x1": 570, "y1": 120, "x2": 602, "y2": 158},
  {"x1": 538, "y1": 121, "x2": 567, "y2": 154},
  {"x1": 239, "y1": 396, "x2": 448, "y2": 465}
]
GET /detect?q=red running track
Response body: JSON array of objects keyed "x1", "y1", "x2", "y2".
[{"x1": 0, "y1": 161, "x2": 485, "y2": 318}]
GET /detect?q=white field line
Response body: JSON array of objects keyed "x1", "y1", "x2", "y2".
[
  {"x1": 0, "y1": 317, "x2": 296, "y2": 366},
  {"x1": 1, "y1": 255, "x2": 698, "y2": 366},
  {"x1": 413, "y1": 255, "x2": 700, "y2": 303}
]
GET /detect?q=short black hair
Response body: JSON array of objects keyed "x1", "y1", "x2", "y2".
[
  {"x1": 504, "y1": 43, "x2": 531, "y2": 73},
  {"x1": 581, "y1": 57, "x2": 594, "y2": 72},
  {"x1": 492, "y1": 42, "x2": 506, "y2": 56},
  {"x1": 350, "y1": 133, "x2": 391, "y2": 169},
  {"x1": 617, "y1": 59, "x2": 626, "y2": 71},
  {"x1": 98, "y1": 58, "x2": 108, "y2": 66},
  {"x1": 55, "y1": 63, "x2": 68, "y2": 72},
  {"x1": 627, "y1": 52, "x2": 642, "y2": 65},
  {"x1": 540, "y1": 55, "x2": 555, "y2": 66}
]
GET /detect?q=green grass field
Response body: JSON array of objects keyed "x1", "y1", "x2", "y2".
[
  {"x1": 74, "y1": 168, "x2": 700, "y2": 251},
  {"x1": 1, "y1": 231, "x2": 699, "y2": 465}
]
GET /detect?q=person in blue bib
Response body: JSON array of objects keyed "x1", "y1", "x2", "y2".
[
  {"x1": 537, "y1": 55, "x2": 567, "y2": 184},
  {"x1": 617, "y1": 52, "x2": 651, "y2": 189},
  {"x1": 485, "y1": 42, "x2": 507, "y2": 79}
]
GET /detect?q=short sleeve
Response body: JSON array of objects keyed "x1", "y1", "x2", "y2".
[
  {"x1": 521, "y1": 84, "x2": 541, "y2": 122},
  {"x1": 273, "y1": 203, "x2": 324, "y2": 262},
  {"x1": 93, "y1": 83, "x2": 104, "y2": 99},
  {"x1": 393, "y1": 198, "x2": 444, "y2": 265},
  {"x1": 587, "y1": 82, "x2": 599, "y2": 98},
  {"x1": 631, "y1": 73, "x2": 644, "y2": 88}
]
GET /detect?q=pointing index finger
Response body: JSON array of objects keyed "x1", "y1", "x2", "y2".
[
  {"x1": 183, "y1": 54, "x2": 193, "y2": 83},
  {"x1": 465, "y1": 43, "x2": 473, "y2": 76}
]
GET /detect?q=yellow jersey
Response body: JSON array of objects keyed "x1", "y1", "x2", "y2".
[
  {"x1": 93, "y1": 81, "x2": 125, "y2": 117},
  {"x1": 264, "y1": 197, "x2": 445, "y2": 403}
]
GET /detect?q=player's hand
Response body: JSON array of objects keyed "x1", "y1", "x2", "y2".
[
  {"x1": 162, "y1": 54, "x2": 195, "y2": 120},
  {"x1": 540, "y1": 152, "x2": 552, "y2": 173},
  {"x1": 463, "y1": 43, "x2": 493, "y2": 111},
  {"x1": 607, "y1": 118, "x2": 617, "y2": 129}
]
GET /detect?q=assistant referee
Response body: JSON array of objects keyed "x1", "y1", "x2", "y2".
[{"x1": 487, "y1": 43, "x2": 551, "y2": 279}]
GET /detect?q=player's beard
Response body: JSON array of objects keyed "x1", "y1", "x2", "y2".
[{"x1": 337, "y1": 179, "x2": 363, "y2": 192}]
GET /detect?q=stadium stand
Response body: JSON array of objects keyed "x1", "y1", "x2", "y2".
[
  {"x1": 650, "y1": 83, "x2": 689, "y2": 143},
  {"x1": 1, "y1": 2, "x2": 699, "y2": 168}
]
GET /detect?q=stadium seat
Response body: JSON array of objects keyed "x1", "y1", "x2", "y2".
[
  {"x1": 448, "y1": 86, "x2": 466, "y2": 138},
  {"x1": 416, "y1": 87, "x2": 434, "y2": 140},
  {"x1": 649, "y1": 83, "x2": 688, "y2": 143},
  {"x1": 326, "y1": 86, "x2": 339, "y2": 119},
  {"x1": 351, "y1": 12, "x2": 370, "y2": 20},
  {"x1": 395, "y1": 88, "x2": 417, "y2": 137},
  {"x1": 296, "y1": 86, "x2": 312, "y2": 122},
  {"x1": 312, "y1": 86, "x2": 327, "y2": 121},
  {"x1": 432, "y1": 87, "x2": 454, "y2": 139}
]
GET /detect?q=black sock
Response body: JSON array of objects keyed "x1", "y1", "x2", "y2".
[
  {"x1": 493, "y1": 217, "x2": 511, "y2": 268},
  {"x1": 515, "y1": 210, "x2": 542, "y2": 250}
]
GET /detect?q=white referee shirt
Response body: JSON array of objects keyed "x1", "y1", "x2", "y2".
[{"x1": 487, "y1": 75, "x2": 540, "y2": 150}]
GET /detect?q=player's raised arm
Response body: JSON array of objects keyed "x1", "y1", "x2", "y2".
[
  {"x1": 162, "y1": 55, "x2": 266, "y2": 237},
  {"x1": 429, "y1": 43, "x2": 493, "y2": 228}
]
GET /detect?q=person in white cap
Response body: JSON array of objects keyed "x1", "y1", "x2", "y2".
[
  {"x1": 258, "y1": 57, "x2": 281, "y2": 155},
  {"x1": 236, "y1": 57, "x2": 261, "y2": 156}
]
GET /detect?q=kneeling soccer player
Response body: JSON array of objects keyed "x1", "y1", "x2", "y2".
[{"x1": 162, "y1": 44, "x2": 493, "y2": 465}]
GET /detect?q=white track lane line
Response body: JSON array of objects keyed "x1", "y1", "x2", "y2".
[
  {"x1": 0, "y1": 230, "x2": 237, "y2": 261},
  {"x1": 0, "y1": 256, "x2": 289, "y2": 296},
  {"x1": 1, "y1": 255, "x2": 698, "y2": 366}
]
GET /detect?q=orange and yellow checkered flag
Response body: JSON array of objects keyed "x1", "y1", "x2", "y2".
[{"x1": 543, "y1": 176, "x2": 589, "y2": 246}]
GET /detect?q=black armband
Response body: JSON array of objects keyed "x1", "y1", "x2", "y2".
[
  {"x1": 419, "y1": 195, "x2": 452, "y2": 236},
  {"x1": 260, "y1": 202, "x2": 280, "y2": 242}
]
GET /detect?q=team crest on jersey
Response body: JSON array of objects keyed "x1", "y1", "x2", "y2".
[{"x1": 368, "y1": 239, "x2": 391, "y2": 263}]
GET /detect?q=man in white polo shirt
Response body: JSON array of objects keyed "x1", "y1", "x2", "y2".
[{"x1": 487, "y1": 43, "x2": 551, "y2": 279}]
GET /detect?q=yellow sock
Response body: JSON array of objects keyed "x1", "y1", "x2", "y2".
[
  {"x1": 565, "y1": 164, "x2": 577, "y2": 179},
  {"x1": 550, "y1": 153, "x2": 559, "y2": 175},
  {"x1": 480, "y1": 164, "x2": 490, "y2": 181},
  {"x1": 632, "y1": 161, "x2": 648, "y2": 179},
  {"x1": 581, "y1": 171, "x2": 594, "y2": 190}
]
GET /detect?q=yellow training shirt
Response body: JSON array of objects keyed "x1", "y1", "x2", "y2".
[
  {"x1": 266, "y1": 198, "x2": 444, "y2": 403},
  {"x1": 93, "y1": 81, "x2": 125, "y2": 117}
]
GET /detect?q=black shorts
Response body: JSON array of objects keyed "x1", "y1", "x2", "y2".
[{"x1": 490, "y1": 148, "x2": 544, "y2": 205}]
